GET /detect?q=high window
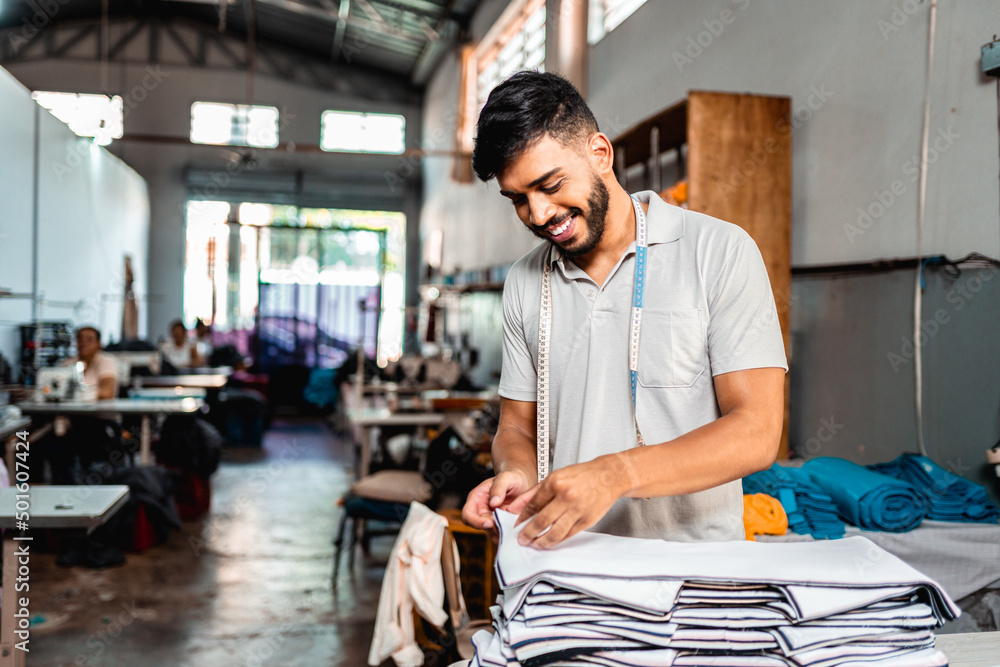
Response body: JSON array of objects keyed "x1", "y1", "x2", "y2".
[
  {"x1": 589, "y1": 0, "x2": 649, "y2": 44},
  {"x1": 452, "y1": 0, "x2": 546, "y2": 179},
  {"x1": 32, "y1": 91, "x2": 123, "y2": 145},
  {"x1": 476, "y1": 0, "x2": 546, "y2": 108},
  {"x1": 190, "y1": 102, "x2": 279, "y2": 148},
  {"x1": 320, "y1": 111, "x2": 406, "y2": 154}
]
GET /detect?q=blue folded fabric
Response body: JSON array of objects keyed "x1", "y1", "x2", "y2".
[
  {"x1": 743, "y1": 464, "x2": 845, "y2": 539},
  {"x1": 802, "y1": 457, "x2": 927, "y2": 532},
  {"x1": 869, "y1": 454, "x2": 999, "y2": 524}
]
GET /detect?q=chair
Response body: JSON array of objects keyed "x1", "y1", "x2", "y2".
[
  {"x1": 331, "y1": 468, "x2": 434, "y2": 589},
  {"x1": 364, "y1": 501, "x2": 491, "y2": 666},
  {"x1": 333, "y1": 424, "x2": 488, "y2": 589}
]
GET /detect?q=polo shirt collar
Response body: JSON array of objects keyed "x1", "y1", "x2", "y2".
[
  {"x1": 632, "y1": 190, "x2": 686, "y2": 245},
  {"x1": 551, "y1": 189, "x2": 686, "y2": 271}
]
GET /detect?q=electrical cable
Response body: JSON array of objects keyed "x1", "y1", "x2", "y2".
[{"x1": 913, "y1": 0, "x2": 938, "y2": 458}]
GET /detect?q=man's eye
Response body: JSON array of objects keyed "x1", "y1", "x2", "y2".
[
  {"x1": 541, "y1": 181, "x2": 563, "y2": 194},
  {"x1": 511, "y1": 196, "x2": 527, "y2": 206}
]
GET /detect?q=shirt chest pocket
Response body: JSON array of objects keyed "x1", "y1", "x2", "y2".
[{"x1": 637, "y1": 309, "x2": 707, "y2": 388}]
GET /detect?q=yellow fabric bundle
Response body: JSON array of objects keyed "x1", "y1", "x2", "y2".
[{"x1": 743, "y1": 493, "x2": 788, "y2": 541}]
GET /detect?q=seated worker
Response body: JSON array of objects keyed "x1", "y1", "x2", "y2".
[
  {"x1": 461, "y1": 72, "x2": 787, "y2": 547},
  {"x1": 194, "y1": 318, "x2": 214, "y2": 361},
  {"x1": 70, "y1": 325, "x2": 119, "y2": 400},
  {"x1": 160, "y1": 319, "x2": 203, "y2": 369},
  {"x1": 33, "y1": 327, "x2": 123, "y2": 482}
]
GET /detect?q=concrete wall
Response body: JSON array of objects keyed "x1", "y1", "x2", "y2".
[
  {"x1": 421, "y1": 0, "x2": 1000, "y2": 499},
  {"x1": 0, "y1": 67, "x2": 37, "y2": 371},
  {"x1": 0, "y1": 65, "x2": 149, "y2": 372},
  {"x1": 791, "y1": 265, "x2": 1000, "y2": 502},
  {"x1": 5, "y1": 27, "x2": 423, "y2": 344},
  {"x1": 425, "y1": 0, "x2": 1000, "y2": 269}
]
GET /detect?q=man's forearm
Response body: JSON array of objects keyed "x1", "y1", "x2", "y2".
[
  {"x1": 491, "y1": 422, "x2": 539, "y2": 485},
  {"x1": 612, "y1": 407, "x2": 780, "y2": 500}
]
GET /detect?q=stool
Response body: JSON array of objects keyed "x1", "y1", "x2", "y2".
[{"x1": 331, "y1": 469, "x2": 433, "y2": 589}]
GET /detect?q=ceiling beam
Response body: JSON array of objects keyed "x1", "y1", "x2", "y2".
[
  {"x1": 108, "y1": 19, "x2": 146, "y2": 59},
  {"x1": 51, "y1": 23, "x2": 98, "y2": 59},
  {"x1": 410, "y1": 0, "x2": 471, "y2": 85},
  {"x1": 254, "y1": 0, "x2": 431, "y2": 41},
  {"x1": 4, "y1": 20, "x2": 51, "y2": 61},
  {"x1": 163, "y1": 21, "x2": 204, "y2": 66},
  {"x1": 0, "y1": 15, "x2": 420, "y2": 99},
  {"x1": 329, "y1": 0, "x2": 350, "y2": 60}
]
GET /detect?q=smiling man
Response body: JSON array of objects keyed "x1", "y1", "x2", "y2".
[{"x1": 460, "y1": 71, "x2": 788, "y2": 548}]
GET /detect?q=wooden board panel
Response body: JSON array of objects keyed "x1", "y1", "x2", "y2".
[{"x1": 687, "y1": 91, "x2": 793, "y2": 457}]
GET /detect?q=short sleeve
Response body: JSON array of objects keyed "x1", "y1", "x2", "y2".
[
  {"x1": 92, "y1": 354, "x2": 117, "y2": 380},
  {"x1": 498, "y1": 269, "x2": 538, "y2": 402},
  {"x1": 707, "y1": 238, "x2": 788, "y2": 376}
]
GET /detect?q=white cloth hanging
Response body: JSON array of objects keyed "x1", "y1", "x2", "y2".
[{"x1": 368, "y1": 502, "x2": 466, "y2": 667}]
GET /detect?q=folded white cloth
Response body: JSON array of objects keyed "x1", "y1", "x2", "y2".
[
  {"x1": 467, "y1": 510, "x2": 959, "y2": 667},
  {"x1": 494, "y1": 511, "x2": 959, "y2": 622}
]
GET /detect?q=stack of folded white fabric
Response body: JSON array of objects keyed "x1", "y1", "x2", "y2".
[{"x1": 470, "y1": 511, "x2": 960, "y2": 667}]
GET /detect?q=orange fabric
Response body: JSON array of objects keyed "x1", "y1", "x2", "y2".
[{"x1": 743, "y1": 493, "x2": 788, "y2": 541}]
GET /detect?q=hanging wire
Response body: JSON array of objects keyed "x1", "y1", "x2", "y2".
[{"x1": 913, "y1": 0, "x2": 938, "y2": 458}]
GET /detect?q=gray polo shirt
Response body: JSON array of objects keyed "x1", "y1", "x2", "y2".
[{"x1": 498, "y1": 191, "x2": 788, "y2": 542}]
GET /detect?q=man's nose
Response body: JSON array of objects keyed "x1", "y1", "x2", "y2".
[{"x1": 528, "y1": 195, "x2": 555, "y2": 227}]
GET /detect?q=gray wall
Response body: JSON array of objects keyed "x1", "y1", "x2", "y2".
[
  {"x1": 425, "y1": 0, "x2": 1000, "y2": 269},
  {"x1": 5, "y1": 21, "x2": 423, "y2": 343},
  {"x1": 421, "y1": 0, "x2": 1000, "y2": 499},
  {"x1": 0, "y1": 65, "x2": 149, "y2": 369},
  {"x1": 791, "y1": 265, "x2": 1000, "y2": 502}
]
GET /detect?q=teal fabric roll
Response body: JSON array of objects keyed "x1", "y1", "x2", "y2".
[
  {"x1": 802, "y1": 457, "x2": 928, "y2": 532},
  {"x1": 870, "y1": 453, "x2": 999, "y2": 524}
]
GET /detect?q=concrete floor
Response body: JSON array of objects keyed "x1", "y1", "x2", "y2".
[{"x1": 27, "y1": 417, "x2": 394, "y2": 667}]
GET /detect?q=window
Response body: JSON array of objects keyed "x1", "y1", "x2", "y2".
[
  {"x1": 320, "y1": 111, "x2": 405, "y2": 154},
  {"x1": 476, "y1": 0, "x2": 546, "y2": 108},
  {"x1": 589, "y1": 0, "x2": 649, "y2": 44},
  {"x1": 32, "y1": 91, "x2": 123, "y2": 145},
  {"x1": 190, "y1": 102, "x2": 279, "y2": 148},
  {"x1": 183, "y1": 202, "x2": 406, "y2": 367}
]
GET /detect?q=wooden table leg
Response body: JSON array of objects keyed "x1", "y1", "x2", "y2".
[
  {"x1": 139, "y1": 416, "x2": 151, "y2": 466},
  {"x1": 358, "y1": 425, "x2": 372, "y2": 480}
]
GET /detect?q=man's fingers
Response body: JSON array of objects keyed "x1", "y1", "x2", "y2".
[
  {"x1": 505, "y1": 485, "x2": 539, "y2": 517},
  {"x1": 515, "y1": 482, "x2": 554, "y2": 526},
  {"x1": 528, "y1": 514, "x2": 585, "y2": 550},
  {"x1": 516, "y1": 499, "x2": 565, "y2": 545},
  {"x1": 462, "y1": 478, "x2": 496, "y2": 529},
  {"x1": 489, "y1": 471, "x2": 528, "y2": 508}
]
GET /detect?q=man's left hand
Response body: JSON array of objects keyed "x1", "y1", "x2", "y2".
[{"x1": 514, "y1": 455, "x2": 629, "y2": 549}]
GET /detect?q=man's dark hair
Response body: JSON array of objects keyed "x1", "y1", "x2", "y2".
[
  {"x1": 472, "y1": 71, "x2": 599, "y2": 182},
  {"x1": 169, "y1": 319, "x2": 186, "y2": 332}
]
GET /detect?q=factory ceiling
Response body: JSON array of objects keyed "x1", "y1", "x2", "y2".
[{"x1": 0, "y1": 0, "x2": 483, "y2": 88}]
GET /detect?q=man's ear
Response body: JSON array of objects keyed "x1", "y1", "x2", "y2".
[{"x1": 586, "y1": 132, "x2": 615, "y2": 176}]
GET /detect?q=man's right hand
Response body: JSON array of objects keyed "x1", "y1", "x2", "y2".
[{"x1": 462, "y1": 470, "x2": 535, "y2": 535}]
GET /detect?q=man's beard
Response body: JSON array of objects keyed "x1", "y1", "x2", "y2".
[{"x1": 530, "y1": 174, "x2": 610, "y2": 258}]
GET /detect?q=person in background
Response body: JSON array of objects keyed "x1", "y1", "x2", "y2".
[
  {"x1": 160, "y1": 319, "x2": 203, "y2": 369},
  {"x1": 194, "y1": 318, "x2": 214, "y2": 362},
  {"x1": 32, "y1": 326, "x2": 122, "y2": 482},
  {"x1": 71, "y1": 326, "x2": 119, "y2": 400}
]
